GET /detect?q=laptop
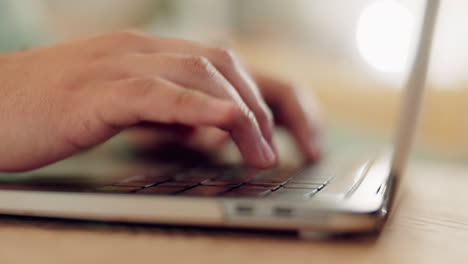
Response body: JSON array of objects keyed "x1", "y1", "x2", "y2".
[{"x1": 0, "y1": 0, "x2": 439, "y2": 238}]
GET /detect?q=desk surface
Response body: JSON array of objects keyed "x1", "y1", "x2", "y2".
[{"x1": 0, "y1": 160, "x2": 467, "y2": 264}]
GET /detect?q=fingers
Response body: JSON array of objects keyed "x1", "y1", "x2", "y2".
[
  {"x1": 100, "y1": 77, "x2": 277, "y2": 168},
  {"x1": 112, "y1": 53, "x2": 247, "y2": 105},
  {"x1": 125, "y1": 124, "x2": 195, "y2": 147},
  {"x1": 254, "y1": 73, "x2": 322, "y2": 162},
  {"x1": 187, "y1": 127, "x2": 230, "y2": 150},
  {"x1": 100, "y1": 32, "x2": 275, "y2": 150},
  {"x1": 159, "y1": 42, "x2": 275, "y2": 146},
  {"x1": 126, "y1": 125, "x2": 228, "y2": 151},
  {"x1": 90, "y1": 32, "x2": 319, "y2": 164},
  {"x1": 106, "y1": 77, "x2": 236, "y2": 127}
]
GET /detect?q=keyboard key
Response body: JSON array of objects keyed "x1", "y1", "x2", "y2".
[
  {"x1": 172, "y1": 170, "x2": 215, "y2": 182},
  {"x1": 137, "y1": 186, "x2": 184, "y2": 195},
  {"x1": 268, "y1": 188, "x2": 318, "y2": 199},
  {"x1": 205, "y1": 167, "x2": 261, "y2": 186},
  {"x1": 283, "y1": 183, "x2": 324, "y2": 189},
  {"x1": 201, "y1": 179, "x2": 242, "y2": 187},
  {"x1": 291, "y1": 166, "x2": 333, "y2": 184},
  {"x1": 291, "y1": 174, "x2": 332, "y2": 184},
  {"x1": 248, "y1": 168, "x2": 295, "y2": 185},
  {"x1": 113, "y1": 181, "x2": 157, "y2": 187},
  {"x1": 241, "y1": 184, "x2": 277, "y2": 190},
  {"x1": 116, "y1": 169, "x2": 175, "y2": 186},
  {"x1": 96, "y1": 186, "x2": 141, "y2": 193},
  {"x1": 219, "y1": 166, "x2": 252, "y2": 179},
  {"x1": 244, "y1": 181, "x2": 282, "y2": 188},
  {"x1": 223, "y1": 187, "x2": 272, "y2": 198},
  {"x1": 157, "y1": 181, "x2": 200, "y2": 188},
  {"x1": 181, "y1": 186, "x2": 231, "y2": 197}
]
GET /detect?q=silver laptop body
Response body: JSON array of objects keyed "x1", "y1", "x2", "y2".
[{"x1": 0, "y1": 0, "x2": 439, "y2": 238}]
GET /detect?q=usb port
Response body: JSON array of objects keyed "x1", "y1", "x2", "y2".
[{"x1": 274, "y1": 207, "x2": 293, "y2": 217}]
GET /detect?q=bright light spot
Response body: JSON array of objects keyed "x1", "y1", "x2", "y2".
[{"x1": 356, "y1": 0, "x2": 415, "y2": 73}]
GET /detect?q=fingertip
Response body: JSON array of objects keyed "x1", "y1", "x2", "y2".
[
  {"x1": 258, "y1": 104, "x2": 275, "y2": 146},
  {"x1": 260, "y1": 137, "x2": 278, "y2": 167},
  {"x1": 237, "y1": 136, "x2": 277, "y2": 169},
  {"x1": 269, "y1": 140, "x2": 279, "y2": 160},
  {"x1": 246, "y1": 137, "x2": 278, "y2": 169}
]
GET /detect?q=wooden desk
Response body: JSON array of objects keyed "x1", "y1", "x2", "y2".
[{"x1": 0, "y1": 160, "x2": 466, "y2": 264}]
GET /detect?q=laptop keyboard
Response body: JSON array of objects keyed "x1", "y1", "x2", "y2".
[{"x1": 95, "y1": 165, "x2": 333, "y2": 199}]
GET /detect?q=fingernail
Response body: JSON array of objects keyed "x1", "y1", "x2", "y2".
[{"x1": 260, "y1": 137, "x2": 277, "y2": 166}]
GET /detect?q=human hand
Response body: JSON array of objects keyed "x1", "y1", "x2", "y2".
[
  {"x1": 0, "y1": 31, "x2": 319, "y2": 172},
  {"x1": 127, "y1": 72, "x2": 321, "y2": 162}
]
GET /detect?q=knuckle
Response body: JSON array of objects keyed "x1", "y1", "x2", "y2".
[
  {"x1": 87, "y1": 60, "x2": 131, "y2": 81},
  {"x1": 125, "y1": 78, "x2": 157, "y2": 98},
  {"x1": 172, "y1": 88, "x2": 194, "y2": 108},
  {"x1": 213, "y1": 47, "x2": 236, "y2": 65},
  {"x1": 183, "y1": 56, "x2": 211, "y2": 70},
  {"x1": 182, "y1": 56, "x2": 216, "y2": 79}
]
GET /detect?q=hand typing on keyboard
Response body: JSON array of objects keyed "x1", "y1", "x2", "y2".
[
  {"x1": 98, "y1": 166, "x2": 330, "y2": 199},
  {"x1": 0, "y1": 31, "x2": 320, "y2": 172}
]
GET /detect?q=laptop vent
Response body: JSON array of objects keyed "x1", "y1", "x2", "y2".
[{"x1": 235, "y1": 205, "x2": 254, "y2": 215}]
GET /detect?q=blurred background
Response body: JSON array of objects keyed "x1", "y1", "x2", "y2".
[{"x1": 0, "y1": 0, "x2": 467, "y2": 166}]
